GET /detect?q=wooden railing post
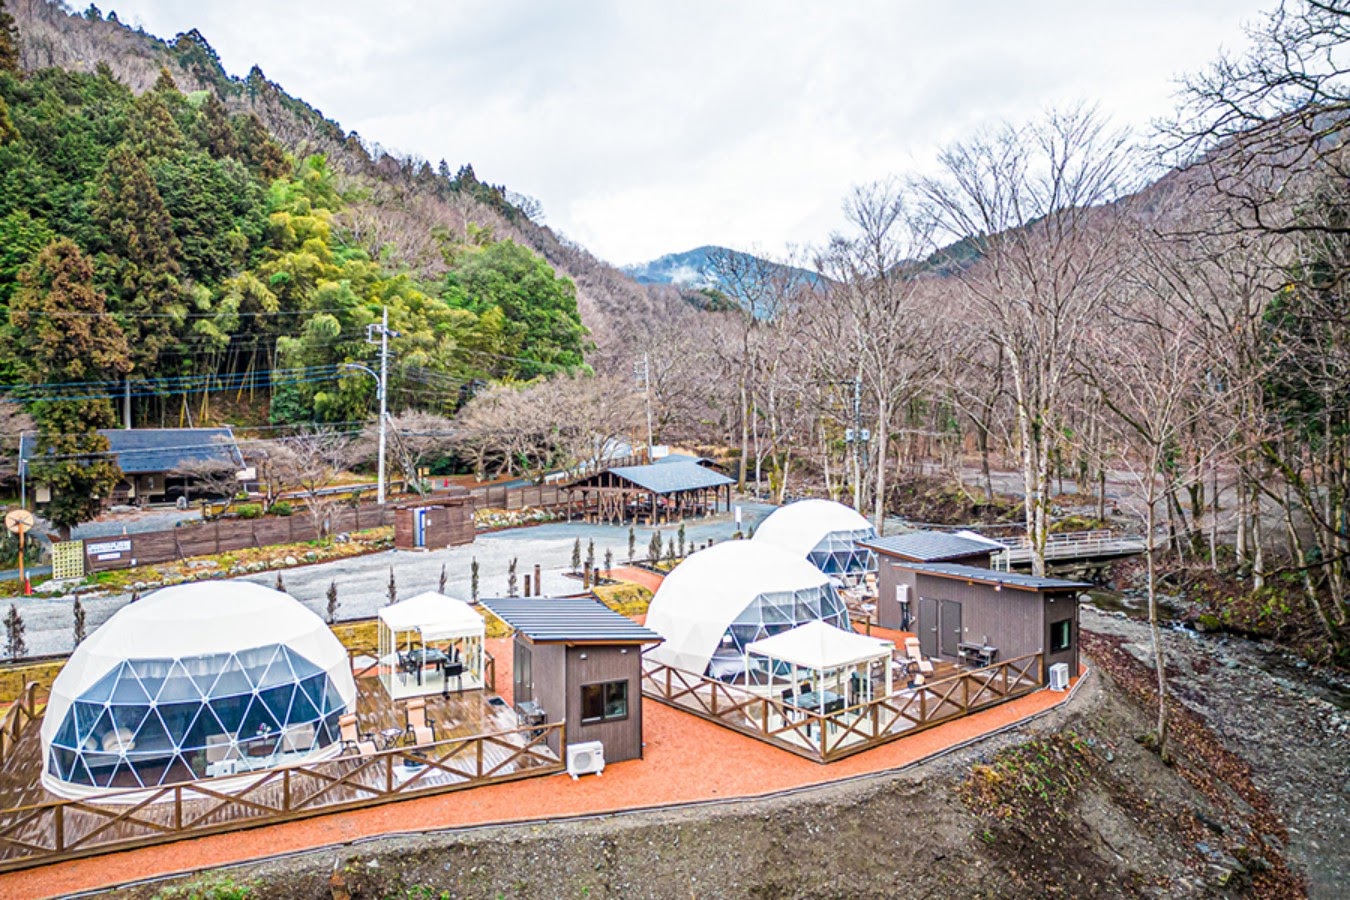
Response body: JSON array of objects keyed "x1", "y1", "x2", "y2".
[
  {"x1": 476, "y1": 736, "x2": 484, "y2": 778},
  {"x1": 53, "y1": 804, "x2": 64, "y2": 853}
]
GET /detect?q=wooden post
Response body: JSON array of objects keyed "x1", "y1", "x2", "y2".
[
  {"x1": 534, "y1": 564, "x2": 541, "y2": 593},
  {"x1": 524, "y1": 574, "x2": 532, "y2": 597}
]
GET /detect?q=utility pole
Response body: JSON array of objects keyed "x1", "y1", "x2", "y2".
[{"x1": 344, "y1": 307, "x2": 400, "y2": 505}]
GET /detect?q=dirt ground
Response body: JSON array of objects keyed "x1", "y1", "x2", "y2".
[{"x1": 111, "y1": 640, "x2": 1316, "y2": 900}]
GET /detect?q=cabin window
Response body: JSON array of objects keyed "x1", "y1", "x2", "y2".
[
  {"x1": 580, "y1": 680, "x2": 628, "y2": 723},
  {"x1": 1050, "y1": 619, "x2": 1073, "y2": 652}
]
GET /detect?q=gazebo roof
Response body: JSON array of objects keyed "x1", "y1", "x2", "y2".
[
  {"x1": 745, "y1": 620, "x2": 893, "y2": 671},
  {"x1": 379, "y1": 592, "x2": 485, "y2": 641},
  {"x1": 569, "y1": 460, "x2": 733, "y2": 494}
]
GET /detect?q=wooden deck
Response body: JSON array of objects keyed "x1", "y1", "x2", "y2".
[{"x1": 0, "y1": 671, "x2": 562, "y2": 873}]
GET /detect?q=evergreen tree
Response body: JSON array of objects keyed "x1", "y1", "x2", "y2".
[
  {"x1": 470, "y1": 557, "x2": 479, "y2": 603},
  {"x1": 196, "y1": 93, "x2": 240, "y2": 160},
  {"x1": 0, "y1": 0, "x2": 19, "y2": 75},
  {"x1": 326, "y1": 580, "x2": 340, "y2": 624},
  {"x1": 10, "y1": 239, "x2": 130, "y2": 537},
  {"x1": 666, "y1": 537, "x2": 676, "y2": 565},
  {"x1": 91, "y1": 145, "x2": 185, "y2": 374},
  {"x1": 603, "y1": 548, "x2": 613, "y2": 579},
  {"x1": 4, "y1": 603, "x2": 25, "y2": 660},
  {"x1": 507, "y1": 558, "x2": 518, "y2": 597},
  {"x1": 387, "y1": 566, "x2": 397, "y2": 605},
  {"x1": 628, "y1": 526, "x2": 636, "y2": 562},
  {"x1": 275, "y1": 571, "x2": 285, "y2": 593},
  {"x1": 678, "y1": 522, "x2": 686, "y2": 558},
  {"x1": 648, "y1": 530, "x2": 662, "y2": 563},
  {"x1": 438, "y1": 563, "x2": 447, "y2": 594},
  {"x1": 571, "y1": 537, "x2": 582, "y2": 573},
  {"x1": 585, "y1": 539, "x2": 595, "y2": 576},
  {"x1": 72, "y1": 595, "x2": 86, "y2": 645}
]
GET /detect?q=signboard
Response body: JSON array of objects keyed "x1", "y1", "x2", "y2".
[{"x1": 87, "y1": 539, "x2": 132, "y2": 556}]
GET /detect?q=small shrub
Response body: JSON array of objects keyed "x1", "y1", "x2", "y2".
[
  {"x1": 236, "y1": 504, "x2": 262, "y2": 520},
  {"x1": 270, "y1": 501, "x2": 294, "y2": 517}
]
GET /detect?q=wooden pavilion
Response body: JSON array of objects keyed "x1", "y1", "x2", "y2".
[{"x1": 564, "y1": 460, "x2": 735, "y2": 525}]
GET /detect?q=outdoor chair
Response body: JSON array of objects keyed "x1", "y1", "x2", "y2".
[
  {"x1": 338, "y1": 714, "x2": 379, "y2": 756},
  {"x1": 405, "y1": 698, "x2": 437, "y2": 745},
  {"x1": 905, "y1": 638, "x2": 934, "y2": 675}
]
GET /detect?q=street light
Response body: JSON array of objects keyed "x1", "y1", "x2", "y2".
[{"x1": 338, "y1": 362, "x2": 386, "y2": 505}]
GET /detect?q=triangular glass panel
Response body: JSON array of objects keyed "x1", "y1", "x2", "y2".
[
  {"x1": 157, "y1": 701, "x2": 203, "y2": 751},
  {"x1": 207, "y1": 653, "x2": 252, "y2": 699},
  {"x1": 288, "y1": 684, "x2": 320, "y2": 723},
  {"x1": 256, "y1": 648, "x2": 297, "y2": 690},
  {"x1": 79, "y1": 663, "x2": 124, "y2": 704},
  {"x1": 159, "y1": 754, "x2": 195, "y2": 786},
  {"x1": 110, "y1": 669, "x2": 150, "y2": 705},
  {"x1": 284, "y1": 646, "x2": 322, "y2": 680},
  {"x1": 208, "y1": 694, "x2": 249, "y2": 734},
  {"x1": 132, "y1": 709, "x2": 173, "y2": 753},
  {"x1": 156, "y1": 661, "x2": 204, "y2": 703},
  {"x1": 128, "y1": 658, "x2": 173, "y2": 700},
  {"x1": 237, "y1": 645, "x2": 279, "y2": 689}
]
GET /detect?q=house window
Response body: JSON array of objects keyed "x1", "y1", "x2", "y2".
[
  {"x1": 580, "y1": 680, "x2": 628, "y2": 723},
  {"x1": 1050, "y1": 619, "x2": 1072, "y2": 652}
]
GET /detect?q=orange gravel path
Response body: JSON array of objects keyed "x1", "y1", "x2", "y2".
[
  {"x1": 7, "y1": 662, "x2": 1081, "y2": 899},
  {"x1": 606, "y1": 565, "x2": 666, "y2": 594}
]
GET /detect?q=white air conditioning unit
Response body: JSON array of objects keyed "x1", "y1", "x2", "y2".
[
  {"x1": 566, "y1": 740, "x2": 605, "y2": 779},
  {"x1": 1048, "y1": 662, "x2": 1070, "y2": 692}
]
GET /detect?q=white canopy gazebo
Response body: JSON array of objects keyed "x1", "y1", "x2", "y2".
[
  {"x1": 378, "y1": 592, "x2": 485, "y2": 699},
  {"x1": 745, "y1": 620, "x2": 894, "y2": 715}
]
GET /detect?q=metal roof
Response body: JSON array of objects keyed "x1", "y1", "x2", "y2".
[
  {"x1": 577, "y1": 460, "x2": 734, "y2": 494},
  {"x1": 479, "y1": 597, "x2": 665, "y2": 644},
  {"x1": 899, "y1": 562, "x2": 1091, "y2": 591},
  {"x1": 860, "y1": 531, "x2": 999, "y2": 562},
  {"x1": 19, "y1": 428, "x2": 243, "y2": 475},
  {"x1": 654, "y1": 453, "x2": 715, "y2": 467}
]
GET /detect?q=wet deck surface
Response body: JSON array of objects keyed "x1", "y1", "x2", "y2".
[{"x1": 0, "y1": 671, "x2": 552, "y2": 870}]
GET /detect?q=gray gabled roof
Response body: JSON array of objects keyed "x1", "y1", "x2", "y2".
[
  {"x1": 899, "y1": 562, "x2": 1091, "y2": 592},
  {"x1": 654, "y1": 453, "x2": 715, "y2": 467},
  {"x1": 860, "y1": 531, "x2": 999, "y2": 562},
  {"x1": 577, "y1": 460, "x2": 734, "y2": 494},
  {"x1": 479, "y1": 597, "x2": 664, "y2": 644},
  {"x1": 19, "y1": 428, "x2": 244, "y2": 475}
]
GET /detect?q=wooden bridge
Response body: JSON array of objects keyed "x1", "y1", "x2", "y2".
[{"x1": 992, "y1": 530, "x2": 1146, "y2": 575}]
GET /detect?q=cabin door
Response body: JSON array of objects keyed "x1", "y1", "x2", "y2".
[
  {"x1": 939, "y1": 600, "x2": 963, "y2": 658},
  {"x1": 919, "y1": 596, "x2": 939, "y2": 658}
]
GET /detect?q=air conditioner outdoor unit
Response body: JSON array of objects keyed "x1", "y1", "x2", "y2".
[
  {"x1": 566, "y1": 740, "x2": 605, "y2": 779},
  {"x1": 1048, "y1": 662, "x2": 1070, "y2": 692}
]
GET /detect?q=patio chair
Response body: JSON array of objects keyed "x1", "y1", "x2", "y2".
[
  {"x1": 405, "y1": 698, "x2": 436, "y2": 745},
  {"x1": 338, "y1": 714, "x2": 379, "y2": 756},
  {"x1": 905, "y1": 638, "x2": 934, "y2": 676}
]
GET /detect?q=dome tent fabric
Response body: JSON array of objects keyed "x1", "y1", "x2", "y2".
[
  {"x1": 645, "y1": 541, "x2": 851, "y2": 678},
  {"x1": 42, "y1": 582, "x2": 356, "y2": 798},
  {"x1": 752, "y1": 499, "x2": 878, "y2": 579}
]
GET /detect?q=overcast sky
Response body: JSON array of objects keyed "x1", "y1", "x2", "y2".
[{"x1": 109, "y1": 1, "x2": 1271, "y2": 266}]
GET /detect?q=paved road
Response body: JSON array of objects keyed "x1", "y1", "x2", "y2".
[{"x1": 13, "y1": 503, "x2": 777, "y2": 658}]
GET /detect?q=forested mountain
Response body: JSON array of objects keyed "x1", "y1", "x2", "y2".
[
  {"x1": 4, "y1": 0, "x2": 694, "y2": 386},
  {"x1": 623, "y1": 245, "x2": 820, "y2": 290}
]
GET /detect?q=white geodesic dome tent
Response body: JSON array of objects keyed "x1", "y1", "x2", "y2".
[
  {"x1": 645, "y1": 540, "x2": 851, "y2": 679},
  {"x1": 752, "y1": 499, "x2": 878, "y2": 581},
  {"x1": 41, "y1": 582, "x2": 356, "y2": 799}
]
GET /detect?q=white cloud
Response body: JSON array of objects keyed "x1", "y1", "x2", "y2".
[{"x1": 113, "y1": 0, "x2": 1269, "y2": 264}]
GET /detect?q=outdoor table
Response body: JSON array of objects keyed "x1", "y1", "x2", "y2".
[
  {"x1": 378, "y1": 727, "x2": 405, "y2": 750},
  {"x1": 790, "y1": 690, "x2": 845, "y2": 716},
  {"x1": 403, "y1": 648, "x2": 450, "y2": 685}
]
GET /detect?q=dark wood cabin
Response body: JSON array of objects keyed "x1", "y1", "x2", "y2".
[
  {"x1": 479, "y1": 597, "x2": 663, "y2": 763},
  {"x1": 864, "y1": 531, "x2": 1000, "y2": 631},
  {"x1": 890, "y1": 562, "x2": 1088, "y2": 684},
  {"x1": 393, "y1": 489, "x2": 475, "y2": 551},
  {"x1": 564, "y1": 460, "x2": 734, "y2": 525},
  {"x1": 19, "y1": 427, "x2": 244, "y2": 506}
]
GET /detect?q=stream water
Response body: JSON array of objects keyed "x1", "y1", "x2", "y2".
[{"x1": 1083, "y1": 588, "x2": 1350, "y2": 711}]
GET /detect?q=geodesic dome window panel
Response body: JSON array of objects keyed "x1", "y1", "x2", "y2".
[
  {"x1": 707, "y1": 585, "x2": 852, "y2": 674},
  {"x1": 46, "y1": 644, "x2": 347, "y2": 791},
  {"x1": 806, "y1": 528, "x2": 878, "y2": 578}
]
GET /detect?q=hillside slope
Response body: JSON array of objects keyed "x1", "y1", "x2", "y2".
[{"x1": 9, "y1": 0, "x2": 692, "y2": 369}]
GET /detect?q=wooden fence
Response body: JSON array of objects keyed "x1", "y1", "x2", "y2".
[
  {"x1": 466, "y1": 483, "x2": 566, "y2": 512},
  {"x1": 81, "y1": 504, "x2": 397, "y2": 573},
  {"x1": 0, "y1": 684, "x2": 40, "y2": 771},
  {"x1": 0, "y1": 721, "x2": 564, "y2": 873},
  {"x1": 642, "y1": 653, "x2": 1043, "y2": 763}
]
